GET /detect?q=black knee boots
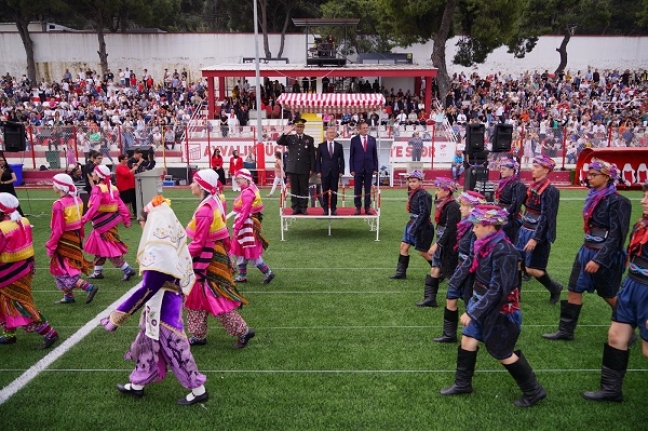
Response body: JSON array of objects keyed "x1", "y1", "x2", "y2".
[
  {"x1": 440, "y1": 347, "x2": 477, "y2": 395},
  {"x1": 389, "y1": 255, "x2": 409, "y2": 279},
  {"x1": 542, "y1": 300, "x2": 582, "y2": 341},
  {"x1": 416, "y1": 275, "x2": 438, "y2": 307},
  {"x1": 434, "y1": 308, "x2": 458, "y2": 343},
  {"x1": 582, "y1": 343, "x2": 629, "y2": 402},
  {"x1": 536, "y1": 272, "x2": 563, "y2": 304},
  {"x1": 504, "y1": 350, "x2": 547, "y2": 407}
]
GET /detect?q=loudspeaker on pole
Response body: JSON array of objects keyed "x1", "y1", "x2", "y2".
[
  {"x1": 465, "y1": 123, "x2": 485, "y2": 154},
  {"x1": 3, "y1": 122, "x2": 26, "y2": 152},
  {"x1": 492, "y1": 123, "x2": 513, "y2": 152}
]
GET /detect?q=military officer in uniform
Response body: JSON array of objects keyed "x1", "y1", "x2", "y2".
[{"x1": 277, "y1": 119, "x2": 316, "y2": 215}]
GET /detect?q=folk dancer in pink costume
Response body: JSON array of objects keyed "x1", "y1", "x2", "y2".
[
  {"x1": 101, "y1": 196, "x2": 208, "y2": 405},
  {"x1": 82, "y1": 165, "x2": 137, "y2": 281},
  {"x1": 185, "y1": 170, "x2": 255, "y2": 348},
  {"x1": 47, "y1": 174, "x2": 97, "y2": 304},
  {"x1": 231, "y1": 168, "x2": 275, "y2": 284},
  {"x1": 0, "y1": 193, "x2": 59, "y2": 349}
]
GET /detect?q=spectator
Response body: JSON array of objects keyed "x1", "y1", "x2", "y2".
[
  {"x1": 450, "y1": 149, "x2": 465, "y2": 181},
  {"x1": 408, "y1": 132, "x2": 424, "y2": 162},
  {"x1": 99, "y1": 137, "x2": 114, "y2": 163},
  {"x1": 115, "y1": 154, "x2": 137, "y2": 218},
  {"x1": 228, "y1": 149, "x2": 243, "y2": 191},
  {"x1": 566, "y1": 143, "x2": 578, "y2": 164},
  {"x1": 0, "y1": 155, "x2": 25, "y2": 216},
  {"x1": 268, "y1": 150, "x2": 285, "y2": 197},
  {"x1": 210, "y1": 147, "x2": 225, "y2": 185},
  {"x1": 67, "y1": 163, "x2": 84, "y2": 183},
  {"x1": 163, "y1": 125, "x2": 175, "y2": 150}
]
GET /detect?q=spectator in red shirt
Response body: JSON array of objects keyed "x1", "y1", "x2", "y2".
[
  {"x1": 115, "y1": 154, "x2": 137, "y2": 218},
  {"x1": 210, "y1": 148, "x2": 225, "y2": 186},
  {"x1": 228, "y1": 149, "x2": 243, "y2": 191}
]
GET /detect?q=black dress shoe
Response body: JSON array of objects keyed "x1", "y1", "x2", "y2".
[
  {"x1": 322, "y1": 208, "x2": 328, "y2": 215},
  {"x1": 354, "y1": 208, "x2": 361, "y2": 215},
  {"x1": 177, "y1": 391, "x2": 209, "y2": 406},
  {"x1": 39, "y1": 333, "x2": 59, "y2": 349},
  {"x1": 301, "y1": 209, "x2": 309, "y2": 215},
  {"x1": 233, "y1": 328, "x2": 256, "y2": 349},
  {"x1": 365, "y1": 207, "x2": 374, "y2": 215},
  {"x1": 85, "y1": 284, "x2": 98, "y2": 304},
  {"x1": 331, "y1": 210, "x2": 337, "y2": 216},
  {"x1": 292, "y1": 209, "x2": 300, "y2": 215},
  {"x1": 117, "y1": 383, "x2": 144, "y2": 398}
]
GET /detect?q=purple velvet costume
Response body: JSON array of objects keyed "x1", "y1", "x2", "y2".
[{"x1": 110, "y1": 271, "x2": 206, "y2": 389}]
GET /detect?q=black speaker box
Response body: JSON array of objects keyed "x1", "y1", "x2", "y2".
[
  {"x1": 465, "y1": 123, "x2": 485, "y2": 153},
  {"x1": 464, "y1": 165, "x2": 489, "y2": 192},
  {"x1": 492, "y1": 123, "x2": 513, "y2": 152},
  {"x1": 3, "y1": 122, "x2": 26, "y2": 152}
]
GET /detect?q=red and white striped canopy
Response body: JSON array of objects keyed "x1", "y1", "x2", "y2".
[{"x1": 276, "y1": 93, "x2": 386, "y2": 114}]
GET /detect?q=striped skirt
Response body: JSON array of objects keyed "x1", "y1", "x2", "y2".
[
  {"x1": 185, "y1": 240, "x2": 248, "y2": 314},
  {"x1": 0, "y1": 272, "x2": 43, "y2": 330},
  {"x1": 50, "y1": 230, "x2": 94, "y2": 276}
]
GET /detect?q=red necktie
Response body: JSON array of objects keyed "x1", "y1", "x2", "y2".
[{"x1": 363, "y1": 136, "x2": 367, "y2": 152}]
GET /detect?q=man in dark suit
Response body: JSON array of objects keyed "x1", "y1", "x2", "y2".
[
  {"x1": 277, "y1": 118, "x2": 316, "y2": 215},
  {"x1": 349, "y1": 121, "x2": 378, "y2": 215},
  {"x1": 316, "y1": 126, "x2": 345, "y2": 215}
]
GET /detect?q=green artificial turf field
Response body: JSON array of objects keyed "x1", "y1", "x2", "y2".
[{"x1": 0, "y1": 187, "x2": 646, "y2": 431}]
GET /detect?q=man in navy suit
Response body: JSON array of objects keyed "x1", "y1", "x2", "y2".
[
  {"x1": 316, "y1": 126, "x2": 345, "y2": 215},
  {"x1": 349, "y1": 121, "x2": 378, "y2": 215}
]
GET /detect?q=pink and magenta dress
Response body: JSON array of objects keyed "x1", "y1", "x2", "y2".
[
  {"x1": 0, "y1": 217, "x2": 38, "y2": 330},
  {"x1": 82, "y1": 184, "x2": 131, "y2": 257},
  {"x1": 230, "y1": 184, "x2": 266, "y2": 260},
  {"x1": 45, "y1": 195, "x2": 92, "y2": 288},
  {"x1": 185, "y1": 196, "x2": 246, "y2": 316}
]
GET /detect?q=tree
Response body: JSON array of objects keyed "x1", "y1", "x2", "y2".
[
  {"x1": 373, "y1": 0, "x2": 526, "y2": 103},
  {"x1": 510, "y1": 0, "x2": 614, "y2": 75},
  {"x1": 639, "y1": 0, "x2": 648, "y2": 28},
  {"x1": 0, "y1": 0, "x2": 65, "y2": 84},
  {"x1": 320, "y1": 0, "x2": 393, "y2": 54},
  {"x1": 111, "y1": 0, "x2": 180, "y2": 32},
  {"x1": 207, "y1": 0, "x2": 321, "y2": 58},
  {"x1": 63, "y1": 0, "x2": 119, "y2": 74},
  {"x1": 256, "y1": 0, "x2": 323, "y2": 58},
  {"x1": 59, "y1": 0, "x2": 179, "y2": 73}
]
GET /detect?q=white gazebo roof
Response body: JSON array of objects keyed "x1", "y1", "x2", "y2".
[{"x1": 276, "y1": 93, "x2": 385, "y2": 114}]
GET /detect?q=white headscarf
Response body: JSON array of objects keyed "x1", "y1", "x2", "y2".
[
  {"x1": 193, "y1": 169, "x2": 219, "y2": 195},
  {"x1": 236, "y1": 168, "x2": 254, "y2": 184},
  {"x1": 0, "y1": 192, "x2": 22, "y2": 222},
  {"x1": 53, "y1": 173, "x2": 81, "y2": 220},
  {"x1": 193, "y1": 169, "x2": 225, "y2": 215},
  {"x1": 53, "y1": 173, "x2": 77, "y2": 196},
  {"x1": 136, "y1": 200, "x2": 195, "y2": 294},
  {"x1": 94, "y1": 164, "x2": 113, "y2": 193}
]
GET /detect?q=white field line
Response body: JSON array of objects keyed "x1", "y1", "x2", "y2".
[
  {"x1": 1, "y1": 368, "x2": 647, "y2": 374},
  {"x1": 15, "y1": 196, "x2": 646, "y2": 203},
  {"x1": 29, "y1": 289, "x2": 579, "y2": 294},
  {"x1": 46, "y1": 324, "x2": 613, "y2": 330},
  {"x1": 28, "y1": 266, "x2": 581, "y2": 272},
  {"x1": 0, "y1": 282, "x2": 142, "y2": 406}
]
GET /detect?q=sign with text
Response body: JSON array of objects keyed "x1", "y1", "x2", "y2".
[{"x1": 182, "y1": 138, "x2": 457, "y2": 167}]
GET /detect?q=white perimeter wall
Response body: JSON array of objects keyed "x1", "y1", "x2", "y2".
[{"x1": 0, "y1": 32, "x2": 647, "y2": 86}]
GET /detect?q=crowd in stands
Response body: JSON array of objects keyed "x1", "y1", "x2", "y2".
[
  {"x1": 0, "y1": 67, "x2": 207, "y2": 155},
  {"x1": 0, "y1": 66, "x2": 647, "y2": 167},
  {"x1": 442, "y1": 68, "x2": 648, "y2": 163},
  {"x1": 218, "y1": 68, "x2": 648, "y2": 164}
]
